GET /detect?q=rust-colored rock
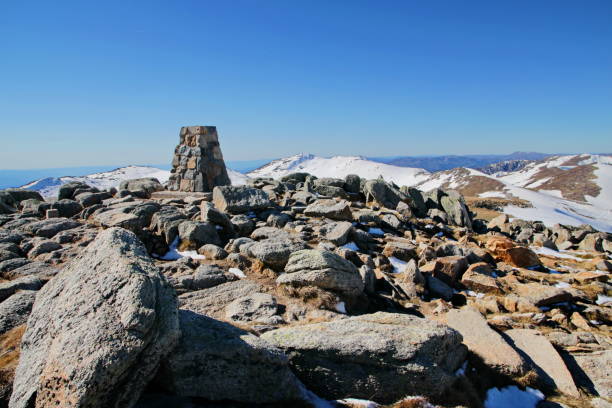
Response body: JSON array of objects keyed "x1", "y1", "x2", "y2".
[{"x1": 460, "y1": 262, "x2": 502, "y2": 294}]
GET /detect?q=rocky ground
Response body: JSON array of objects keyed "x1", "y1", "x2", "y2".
[{"x1": 0, "y1": 173, "x2": 610, "y2": 408}]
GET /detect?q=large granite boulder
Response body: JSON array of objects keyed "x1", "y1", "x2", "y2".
[
  {"x1": 213, "y1": 185, "x2": 271, "y2": 214},
  {"x1": 156, "y1": 311, "x2": 306, "y2": 404},
  {"x1": 440, "y1": 193, "x2": 472, "y2": 229},
  {"x1": 247, "y1": 238, "x2": 307, "y2": 269},
  {"x1": 119, "y1": 178, "x2": 164, "y2": 197},
  {"x1": 262, "y1": 312, "x2": 466, "y2": 404},
  {"x1": 304, "y1": 199, "x2": 352, "y2": 221},
  {"x1": 177, "y1": 220, "x2": 221, "y2": 249},
  {"x1": 276, "y1": 249, "x2": 364, "y2": 298},
  {"x1": 9, "y1": 227, "x2": 180, "y2": 408},
  {"x1": 363, "y1": 179, "x2": 404, "y2": 209}
]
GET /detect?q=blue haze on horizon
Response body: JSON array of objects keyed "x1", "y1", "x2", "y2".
[{"x1": 0, "y1": 0, "x2": 611, "y2": 169}]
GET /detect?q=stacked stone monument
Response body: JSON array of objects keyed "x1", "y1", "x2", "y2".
[{"x1": 167, "y1": 126, "x2": 232, "y2": 192}]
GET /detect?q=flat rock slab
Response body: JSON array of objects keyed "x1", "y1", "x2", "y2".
[
  {"x1": 564, "y1": 350, "x2": 612, "y2": 399},
  {"x1": 505, "y1": 329, "x2": 579, "y2": 397},
  {"x1": 444, "y1": 308, "x2": 528, "y2": 377},
  {"x1": 262, "y1": 311, "x2": 466, "y2": 404},
  {"x1": 9, "y1": 227, "x2": 180, "y2": 408},
  {"x1": 179, "y1": 280, "x2": 263, "y2": 319},
  {"x1": 151, "y1": 191, "x2": 212, "y2": 201}
]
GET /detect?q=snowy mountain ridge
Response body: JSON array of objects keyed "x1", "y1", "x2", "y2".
[{"x1": 18, "y1": 153, "x2": 612, "y2": 232}]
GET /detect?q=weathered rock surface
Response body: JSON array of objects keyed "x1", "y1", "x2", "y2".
[
  {"x1": 0, "y1": 290, "x2": 37, "y2": 336},
  {"x1": 156, "y1": 310, "x2": 306, "y2": 403},
  {"x1": 304, "y1": 199, "x2": 352, "y2": 221},
  {"x1": 505, "y1": 329, "x2": 579, "y2": 397},
  {"x1": 9, "y1": 227, "x2": 180, "y2": 408},
  {"x1": 225, "y1": 292, "x2": 281, "y2": 324},
  {"x1": 444, "y1": 308, "x2": 528, "y2": 377},
  {"x1": 262, "y1": 312, "x2": 466, "y2": 404},
  {"x1": 179, "y1": 280, "x2": 263, "y2": 319},
  {"x1": 247, "y1": 238, "x2": 307, "y2": 269},
  {"x1": 277, "y1": 249, "x2": 364, "y2": 297},
  {"x1": 212, "y1": 185, "x2": 271, "y2": 214}
]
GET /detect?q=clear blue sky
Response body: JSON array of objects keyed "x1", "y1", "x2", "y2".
[{"x1": 1, "y1": 0, "x2": 611, "y2": 169}]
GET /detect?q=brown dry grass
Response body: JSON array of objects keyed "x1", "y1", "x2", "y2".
[
  {"x1": 0, "y1": 325, "x2": 25, "y2": 401},
  {"x1": 528, "y1": 164, "x2": 600, "y2": 202}
]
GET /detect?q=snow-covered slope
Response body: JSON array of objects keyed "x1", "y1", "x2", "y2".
[
  {"x1": 251, "y1": 153, "x2": 612, "y2": 232},
  {"x1": 249, "y1": 154, "x2": 431, "y2": 186},
  {"x1": 22, "y1": 166, "x2": 248, "y2": 198},
  {"x1": 415, "y1": 154, "x2": 612, "y2": 232}
]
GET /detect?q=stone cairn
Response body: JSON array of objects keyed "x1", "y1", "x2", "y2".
[{"x1": 167, "y1": 126, "x2": 232, "y2": 192}]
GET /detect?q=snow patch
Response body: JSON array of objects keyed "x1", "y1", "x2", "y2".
[
  {"x1": 342, "y1": 242, "x2": 360, "y2": 251},
  {"x1": 388, "y1": 257, "x2": 407, "y2": 273},
  {"x1": 368, "y1": 227, "x2": 384, "y2": 236},
  {"x1": 484, "y1": 386, "x2": 544, "y2": 408},
  {"x1": 596, "y1": 294, "x2": 612, "y2": 305},
  {"x1": 159, "y1": 237, "x2": 206, "y2": 261},
  {"x1": 228, "y1": 268, "x2": 246, "y2": 279},
  {"x1": 530, "y1": 246, "x2": 583, "y2": 261}
]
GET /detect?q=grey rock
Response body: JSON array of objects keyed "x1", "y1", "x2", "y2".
[
  {"x1": 344, "y1": 174, "x2": 361, "y2": 194},
  {"x1": 0, "y1": 249, "x2": 19, "y2": 263},
  {"x1": 150, "y1": 205, "x2": 187, "y2": 245},
  {"x1": 0, "y1": 191, "x2": 17, "y2": 214},
  {"x1": 212, "y1": 185, "x2": 271, "y2": 214},
  {"x1": 304, "y1": 199, "x2": 352, "y2": 221},
  {"x1": 320, "y1": 221, "x2": 353, "y2": 246},
  {"x1": 440, "y1": 194, "x2": 472, "y2": 229},
  {"x1": 230, "y1": 214, "x2": 255, "y2": 236},
  {"x1": 58, "y1": 181, "x2": 93, "y2": 200},
  {"x1": 363, "y1": 179, "x2": 404, "y2": 209},
  {"x1": 313, "y1": 184, "x2": 348, "y2": 199},
  {"x1": 22, "y1": 218, "x2": 80, "y2": 238},
  {"x1": 3, "y1": 261, "x2": 58, "y2": 280},
  {"x1": 262, "y1": 312, "x2": 466, "y2": 404},
  {"x1": 277, "y1": 249, "x2": 364, "y2": 297},
  {"x1": 156, "y1": 310, "x2": 306, "y2": 404},
  {"x1": 119, "y1": 178, "x2": 164, "y2": 197},
  {"x1": 0, "y1": 275, "x2": 44, "y2": 303},
  {"x1": 197, "y1": 244, "x2": 228, "y2": 260},
  {"x1": 75, "y1": 191, "x2": 111, "y2": 207},
  {"x1": 200, "y1": 202, "x2": 235, "y2": 235},
  {"x1": 179, "y1": 280, "x2": 264, "y2": 319},
  {"x1": 19, "y1": 199, "x2": 50, "y2": 215},
  {"x1": 189, "y1": 264, "x2": 229, "y2": 290},
  {"x1": 267, "y1": 213, "x2": 291, "y2": 228},
  {"x1": 9, "y1": 227, "x2": 180, "y2": 408},
  {"x1": 0, "y1": 257, "x2": 29, "y2": 275},
  {"x1": 426, "y1": 274, "x2": 454, "y2": 301},
  {"x1": 0, "y1": 290, "x2": 37, "y2": 336},
  {"x1": 28, "y1": 239, "x2": 62, "y2": 258},
  {"x1": 2, "y1": 188, "x2": 44, "y2": 204},
  {"x1": 51, "y1": 199, "x2": 83, "y2": 218},
  {"x1": 178, "y1": 220, "x2": 221, "y2": 248},
  {"x1": 248, "y1": 238, "x2": 307, "y2": 269},
  {"x1": 401, "y1": 186, "x2": 428, "y2": 217},
  {"x1": 225, "y1": 292, "x2": 282, "y2": 324}
]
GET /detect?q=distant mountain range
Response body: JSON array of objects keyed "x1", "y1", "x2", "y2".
[
  {"x1": 368, "y1": 152, "x2": 552, "y2": 172},
  {"x1": 14, "y1": 152, "x2": 612, "y2": 232}
]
